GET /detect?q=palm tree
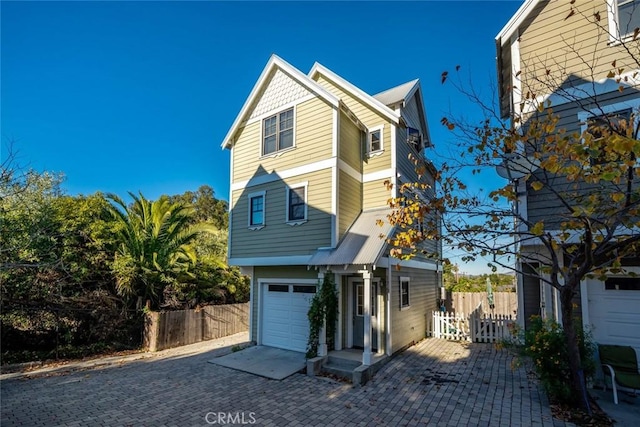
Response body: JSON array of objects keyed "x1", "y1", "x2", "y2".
[{"x1": 105, "y1": 192, "x2": 215, "y2": 309}]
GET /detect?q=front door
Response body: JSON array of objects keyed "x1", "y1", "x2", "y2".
[{"x1": 353, "y1": 281, "x2": 378, "y2": 350}]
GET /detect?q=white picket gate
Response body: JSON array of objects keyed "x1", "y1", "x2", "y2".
[
  {"x1": 429, "y1": 310, "x2": 515, "y2": 343},
  {"x1": 470, "y1": 313, "x2": 515, "y2": 343},
  {"x1": 429, "y1": 311, "x2": 470, "y2": 341}
]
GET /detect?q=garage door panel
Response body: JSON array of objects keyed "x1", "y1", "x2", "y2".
[
  {"x1": 587, "y1": 278, "x2": 640, "y2": 367},
  {"x1": 262, "y1": 282, "x2": 315, "y2": 352}
]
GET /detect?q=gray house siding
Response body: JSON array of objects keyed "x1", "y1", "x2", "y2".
[
  {"x1": 526, "y1": 90, "x2": 640, "y2": 225},
  {"x1": 390, "y1": 266, "x2": 438, "y2": 353}
]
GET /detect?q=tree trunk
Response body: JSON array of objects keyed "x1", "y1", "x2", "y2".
[{"x1": 560, "y1": 285, "x2": 591, "y2": 413}]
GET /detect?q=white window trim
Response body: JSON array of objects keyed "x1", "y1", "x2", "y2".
[
  {"x1": 367, "y1": 125, "x2": 384, "y2": 157},
  {"x1": 260, "y1": 106, "x2": 297, "y2": 158},
  {"x1": 578, "y1": 98, "x2": 640, "y2": 165},
  {"x1": 606, "y1": 0, "x2": 640, "y2": 44},
  {"x1": 247, "y1": 190, "x2": 266, "y2": 230},
  {"x1": 399, "y1": 276, "x2": 410, "y2": 310},
  {"x1": 285, "y1": 181, "x2": 308, "y2": 225}
]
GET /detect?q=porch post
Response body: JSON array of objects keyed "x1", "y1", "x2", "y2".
[
  {"x1": 361, "y1": 268, "x2": 372, "y2": 365},
  {"x1": 317, "y1": 271, "x2": 327, "y2": 357}
]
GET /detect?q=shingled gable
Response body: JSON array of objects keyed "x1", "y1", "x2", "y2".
[{"x1": 221, "y1": 55, "x2": 341, "y2": 150}]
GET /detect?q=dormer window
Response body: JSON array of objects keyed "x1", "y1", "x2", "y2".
[{"x1": 263, "y1": 107, "x2": 294, "y2": 156}]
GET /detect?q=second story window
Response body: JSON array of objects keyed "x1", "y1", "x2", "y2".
[
  {"x1": 368, "y1": 125, "x2": 384, "y2": 155},
  {"x1": 608, "y1": 0, "x2": 640, "y2": 41},
  {"x1": 248, "y1": 191, "x2": 266, "y2": 229},
  {"x1": 286, "y1": 183, "x2": 307, "y2": 224},
  {"x1": 585, "y1": 108, "x2": 635, "y2": 165},
  {"x1": 263, "y1": 108, "x2": 294, "y2": 155}
]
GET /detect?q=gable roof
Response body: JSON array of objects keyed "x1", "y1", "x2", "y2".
[
  {"x1": 221, "y1": 55, "x2": 340, "y2": 149},
  {"x1": 375, "y1": 79, "x2": 432, "y2": 148},
  {"x1": 307, "y1": 208, "x2": 394, "y2": 268},
  {"x1": 308, "y1": 63, "x2": 403, "y2": 126},
  {"x1": 373, "y1": 79, "x2": 419, "y2": 106},
  {"x1": 495, "y1": 0, "x2": 543, "y2": 46},
  {"x1": 495, "y1": 0, "x2": 546, "y2": 118}
]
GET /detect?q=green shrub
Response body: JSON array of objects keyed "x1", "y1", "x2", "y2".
[{"x1": 518, "y1": 316, "x2": 596, "y2": 403}]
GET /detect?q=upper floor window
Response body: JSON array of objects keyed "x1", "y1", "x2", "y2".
[
  {"x1": 407, "y1": 127, "x2": 423, "y2": 152},
  {"x1": 368, "y1": 125, "x2": 384, "y2": 155},
  {"x1": 263, "y1": 108, "x2": 294, "y2": 156},
  {"x1": 248, "y1": 191, "x2": 266, "y2": 229},
  {"x1": 585, "y1": 108, "x2": 635, "y2": 164},
  {"x1": 608, "y1": 0, "x2": 640, "y2": 41},
  {"x1": 286, "y1": 183, "x2": 307, "y2": 224}
]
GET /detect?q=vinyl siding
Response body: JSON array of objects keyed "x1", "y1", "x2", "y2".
[
  {"x1": 231, "y1": 96, "x2": 334, "y2": 184},
  {"x1": 402, "y1": 95, "x2": 423, "y2": 131},
  {"x1": 338, "y1": 170, "x2": 362, "y2": 236},
  {"x1": 363, "y1": 179, "x2": 391, "y2": 209},
  {"x1": 390, "y1": 267, "x2": 438, "y2": 353},
  {"x1": 339, "y1": 111, "x2": 362, "y2": 171},
  {"x1": 314, "y1": 74, "x2": 392, "y2": 174},
  {"x1": 250, "y1": 266, "x2": 319, "y2": 342},
  {"x1": 395, "y1": 126, "x2": 435, "y2": 190},
  {"x1": 526, "y1": 91, "x2": 640, "y2": 225},
  {"x1": 517, "y1": 0, "x2": 639, "y2": 101},
  {"x1": 230, "y1": 168, "x2": 333, "y2": 258}
]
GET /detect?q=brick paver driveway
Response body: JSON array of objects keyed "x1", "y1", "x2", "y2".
[{"x1": 1, "y1": 338, "x2": 565, "y2": 426}]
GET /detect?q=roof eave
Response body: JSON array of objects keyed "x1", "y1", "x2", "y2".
[
  {"x1": 221, "y1": 55, "x2": 340, "y2": 150},
  {"x1": 308, "y1": 62, "x2": 402, "y2": 125},
  {"x1": 495, "y1": 0, "x2": 540, "y2": 47}
]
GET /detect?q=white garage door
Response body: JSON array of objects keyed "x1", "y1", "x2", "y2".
[
  {"x1": 587, "y1": 277, "x2": 640, "y2": 359},
  {"x1": 262, "y1": 283, "x2": 316, "y2": 352}
]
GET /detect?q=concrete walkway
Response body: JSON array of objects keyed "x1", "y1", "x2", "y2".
[{"x1": 1, "y1": 336, "x2": 571, "y2": 426}]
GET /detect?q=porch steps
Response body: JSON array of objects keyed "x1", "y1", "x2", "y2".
[{"x1": 321, "y1": 355, "x2": 361, "y2": 382}]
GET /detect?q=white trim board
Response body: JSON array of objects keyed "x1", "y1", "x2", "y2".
[
  {"x1": 522, "y1": 69, "x2": 640, "y2": 114},
  {"x1": 379, "y1": 257, "x2": 440, "y2": 271},
  {"x1": 231, "y1": 158, "x2": 334, "y2": 191},
  {"x1": 496, "y1": 0, "x2": 540, "y2": 46},
  {"x1": 228, "y1": 255, "x2": 313, "y2": 266}
]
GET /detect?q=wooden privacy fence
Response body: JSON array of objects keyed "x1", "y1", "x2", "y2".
[
  {"x1": 144, "y1": 303, "x2": 249, "y2": 352},
  {"x1": 428, "y1": 310, "x2": 516, "y2": 343},
  {"x1": 447, "y1": 292, "x2": 517, "y2": 317}
]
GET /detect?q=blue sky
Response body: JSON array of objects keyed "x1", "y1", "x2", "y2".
[{"x1": 2, "y1": 1, "x2": 522, "y2": 273}]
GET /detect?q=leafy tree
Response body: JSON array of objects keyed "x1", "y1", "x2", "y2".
[
  {"x1": 106, "y1": 192, "x2": 217, "y2": 309},
  {"x1": 169, "y1": 185, "x2": 229, "y2": 262},
  {"x1": 1, "y1": 166, "x2": 64, "y2": 301},
  {"x1": 385, "y1": 6, "x2": 640, "y2": 411},
  {"x1": 168, "y1": 185, "x2": 228, "y2": 229}
]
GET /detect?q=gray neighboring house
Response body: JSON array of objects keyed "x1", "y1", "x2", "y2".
[{"x1": 496, "y1": 0, "x2": 640, "y2": 356}]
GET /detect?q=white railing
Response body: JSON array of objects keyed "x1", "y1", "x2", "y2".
[{"x1": 429, "y1": 310, "x2": 515, "y2": 343}]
